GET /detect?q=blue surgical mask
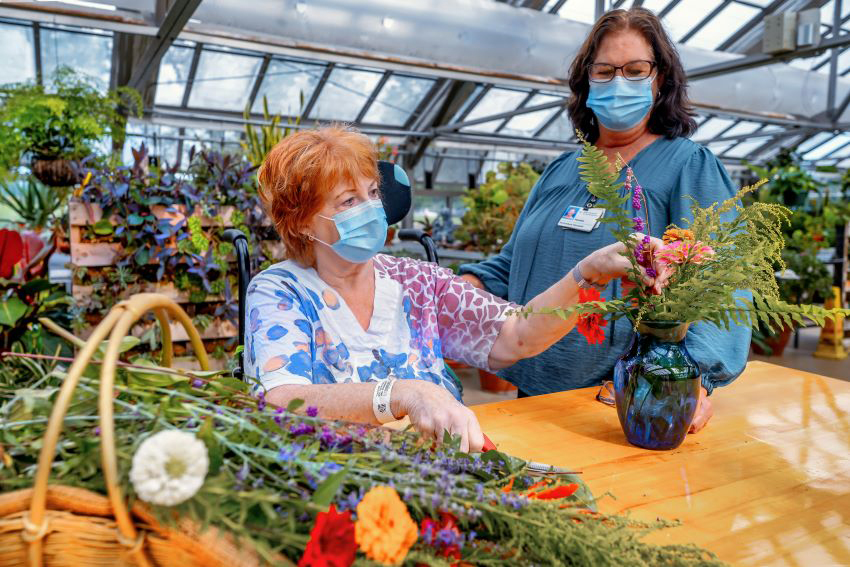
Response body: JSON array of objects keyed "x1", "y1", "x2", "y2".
[
  {"x1": 586, "y1": 75, "x2": 655, "y2": 131},
  {"x1": 315, "y1": 199, "x2": 387, "y2": 263}
]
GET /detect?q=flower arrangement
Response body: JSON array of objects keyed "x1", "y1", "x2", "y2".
[
  {"x1": 0, "y1": 339, "x2": 726, "y2": 566},
  {"x1": 527, "y1": 135, "x2": 849, "y2": 338}
]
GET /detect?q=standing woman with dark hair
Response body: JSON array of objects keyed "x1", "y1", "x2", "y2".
[{"x1": 459, "y1": 7, "x2": 751, "y2": 433}]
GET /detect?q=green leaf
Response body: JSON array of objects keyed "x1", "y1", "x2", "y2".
[
  {"x1": 311, "y1": 466, "x2": 348, "y2": 508},
  {"x1": 92, "y1": 219, "x2": 113, "y2": 235},
  {"x1": 0, "y1": 297, "x2": 28, "y2": 326},
  {"x1": 96, "y1": 336, "x2": 140, "y2": 357},
  {"x1": 134, "y1": 246, "x2": 150, "y2": 265},
  {"x1": 127, "y1": 213, "x2": 145, "y2": 226},
  {"x1": 287, "y1": 398, "x2": 305, "y2": 412}
]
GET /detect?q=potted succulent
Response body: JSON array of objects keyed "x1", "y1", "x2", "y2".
[
  {"x1": 0, "y1": 67, "x2": 141, "y2": 186},
  {"x1": 456, "y1": 162, "x2": 537, "y2": 393}
]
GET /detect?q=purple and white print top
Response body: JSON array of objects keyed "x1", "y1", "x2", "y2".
[{"x1": 244, "y1": 254, "x2": 516, "y2": 401}]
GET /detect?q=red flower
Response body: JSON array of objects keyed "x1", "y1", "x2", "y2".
[
  {"x1": 0, "y1": 229, "x2": 23, "y2": 279},
  {"x1": 420, "y1": 513, "x2": 462, "y2": 565},
  {"x1": 528, "y1": 483, "x2": 578, "y2": 500},
  {"x1": 576, "y1": 288, "x2": 608, "y2": 345},
  {"x1": 299, "y1": 505, "x2": 357, "y2": 567}
]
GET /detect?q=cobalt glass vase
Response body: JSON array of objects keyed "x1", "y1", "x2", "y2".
[{"x1": 613, "y1": 322, "x2": 700, "y2": 450}]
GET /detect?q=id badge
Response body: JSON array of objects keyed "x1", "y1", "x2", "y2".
[{"x1": 558, "y1": 206, "x2": 605, "y2": 232}]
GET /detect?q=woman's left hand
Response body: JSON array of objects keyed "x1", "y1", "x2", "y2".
[{"x1": 688, "y1": 386, "x2": 713, "y2": 433}]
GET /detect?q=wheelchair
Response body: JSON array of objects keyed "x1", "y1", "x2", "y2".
[{"x1": 224, "y1": 160, "x2": 455, "y2": 387}]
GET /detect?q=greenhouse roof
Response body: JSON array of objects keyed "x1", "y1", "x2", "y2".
[{"x1": 3, "y1": 0, "x2": 850, "y2": 181}]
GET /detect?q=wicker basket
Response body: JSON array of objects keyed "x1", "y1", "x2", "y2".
[{"x1": 0, "y1": 294, "x2": 273, "y2": 567}]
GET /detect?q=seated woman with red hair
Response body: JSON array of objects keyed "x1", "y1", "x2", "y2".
[{"x1": 246, "y1": 126, "x2": 664, "y2": 452}]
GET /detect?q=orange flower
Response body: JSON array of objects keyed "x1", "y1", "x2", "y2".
[
  {"x1": 355, "y1": 486, "x2": 418, "y2": 566},
  {"x1": 662, "y1": 228, "x2": 694, "y2": 245}
]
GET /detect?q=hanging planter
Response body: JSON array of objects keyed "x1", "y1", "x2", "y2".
[{"x1": 31, "y1": 157, "x2": 80, "y2": 187}]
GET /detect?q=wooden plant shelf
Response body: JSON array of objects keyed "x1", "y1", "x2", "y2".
[{"x1": 69, "y1": 199, "x2": 278, "y2": 346}]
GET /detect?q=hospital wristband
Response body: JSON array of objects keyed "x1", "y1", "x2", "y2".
[{"x1": 372, "y1": 378, "x2": 398, "y2": 424}]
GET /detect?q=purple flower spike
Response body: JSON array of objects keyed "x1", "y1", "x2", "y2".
[
  {"x1": 289, "y1": 423, "x2": 316, "y2": 436},
  {"x1": 306, "y1": 406, "x2": 318, "y2": 417},
  {"x1": 632, "y1": 216, "x2": 645, "y2": 232},
  {"x1": 632, "y1": 185, "x2": 643, "y2": 211},
  {"x1": 191, "y1": 378, "x2": 204, "y2": 388},
  {"x1": 647, "y1": 266, "x2": 658, "y2": 279}
]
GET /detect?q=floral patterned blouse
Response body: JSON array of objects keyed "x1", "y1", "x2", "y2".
[{"x1": 244, "y1": 254, "x2": 516, "y2": 401}]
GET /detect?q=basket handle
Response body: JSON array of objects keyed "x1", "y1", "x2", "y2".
[{"x1": 26, "y1": 293, "x2": 211, "y2": 567}]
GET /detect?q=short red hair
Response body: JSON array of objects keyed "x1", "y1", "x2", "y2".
[{"x1": 257, "y1": 126, "x2": 379, "y2": 266}]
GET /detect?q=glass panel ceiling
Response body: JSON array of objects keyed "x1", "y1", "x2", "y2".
[
  {"x1": 155, "y1": 43, "x2": 195, "y2": 106},
  {"x1": 310, "y1": 66, "x2": 383, "y2": 121},
  {"x1": 251, "y1": 58, "x2": 325, "y2": 117},
  {"x1": 722, "y1": 139, "x2": 769, "y2": 159},
  {"x1": 501, "y1": 93, "x2": 564, "y2": 137},
  {"x1": 362, "y1": 74, "x2": 435, "y2": 126},
  {"x1": 40, "y1": 26, "x2": 112, "y2": 90},
  {"x1": 802, "y1": 133, "x2": 850, "y2": 160},
  {"x1": 461, "y1": 88, "x2": 529, "y2": 133},
  {"x1": 693, "y1": 117, "x2": 736, "y2": 142},
  {"x1": 661, "y1": 0, "x2": 723, "y2": 43},
  {"x1": 0, "y1": 22, "x2": 35, "y2": 86},
  {"x1": 796, "y1": 131, "x2": 834, "y2": 154},
  {"x1": 555, "y1": 0, "x2": 597, "y2": 25},
  {"x1": 187, "y1": 49, "x2": 263, "y2": 111},
  {"x1": 685, "y1": 2, "x2": 761, "y2": 51}
]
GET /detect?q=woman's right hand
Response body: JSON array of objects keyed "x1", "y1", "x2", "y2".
[
  {"x1": 579, "y1": 234, "x2": 670, "y2": 293},
  {"x1": 391, "y1": 380, "x2": 485, "y2": 453}
]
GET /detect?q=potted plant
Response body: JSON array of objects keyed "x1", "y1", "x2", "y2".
[
  {"x1": 454, "y1": 162, "x2": 537, "y2": 256},
  {"x1": 455, "y1": 162, "x2": 537, "y2": 393},
  {"x1": 0, "y1": 67, "x2": 141, "y2": 186}
]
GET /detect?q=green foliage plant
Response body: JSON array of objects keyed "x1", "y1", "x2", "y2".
[
  {"x1": 454, "y1": 162, "x2": 538, "y2": 255},
  {"x1": 520, "y1": 135, "x2": 850, "y2": 332},
  {"x1": 241, "y1": 95, "x2": 302, "y2": 167},
  {"x1": 0, "y1": 67, "x2": 142, "y2": 173},
  {"x1": 0, "y1": 176, "x2": 65, "y2": 230}
]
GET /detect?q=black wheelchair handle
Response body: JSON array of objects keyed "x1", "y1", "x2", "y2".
[
  {"x1": 396, "y1": 229, "x2": 439, "y2": 264},
  {"x1": 223, "y1": 228, "x2": 248, "y2": 243}
]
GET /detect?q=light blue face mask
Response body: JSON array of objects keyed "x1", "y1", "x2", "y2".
[
  {"x1": 586, "y1": 75, "x2": 655, "y2": 131},
  {"x1": 315, "y1": 199, "x2": 388, "y2": 263}
]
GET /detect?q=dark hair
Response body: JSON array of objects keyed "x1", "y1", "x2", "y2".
[{"x1": 567, "y1": 7, "x2": 697, "y2": 143}]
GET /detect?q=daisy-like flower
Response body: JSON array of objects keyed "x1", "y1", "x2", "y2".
[
  {"x1": 656, "y1": 240, "x2": 715, "y2": 265},
  {"x1": 129, "y1": 430, "x2": 209, "y2": 507}
]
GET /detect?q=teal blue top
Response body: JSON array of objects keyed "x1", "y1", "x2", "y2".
[{"x1": 459, "y1": 137, "x2": 751, "y2": 396}]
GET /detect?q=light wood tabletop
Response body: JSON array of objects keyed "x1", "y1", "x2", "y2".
[{"x1": 470, "y1": 361, "x2": 850, "y2": 566}]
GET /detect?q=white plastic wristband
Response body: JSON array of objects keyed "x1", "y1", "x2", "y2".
[{"x1": 372, "y1": 378, "x2": 398, "y2": 424}]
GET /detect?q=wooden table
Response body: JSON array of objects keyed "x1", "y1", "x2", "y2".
[{"x1": 471, "y1": 361, "x2": 850, "y2": 566}]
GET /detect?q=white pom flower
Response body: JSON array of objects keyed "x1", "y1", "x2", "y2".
[{"x1": 129, "y1": 429, "x2": 209, "y2": 507}]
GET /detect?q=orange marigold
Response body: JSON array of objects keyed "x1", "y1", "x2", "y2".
[
  {"x1": 355, "y1": 486, "x2": 418, "y2": 566},
  {"x1": 662, "y1": 228, "x2": 694, "y2": 244}
]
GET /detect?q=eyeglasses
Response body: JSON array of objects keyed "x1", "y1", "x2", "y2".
[
  {"x1": 595, "y1": 380, "x2": 615, "y2": 407},
  {"x1": 588, "y1": 60, "x2": 656, "y2": 83}
]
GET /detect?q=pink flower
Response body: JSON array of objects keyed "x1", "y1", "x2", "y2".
[{"x1": 656, "y1": 240, "x2": 715, "y2": 266}]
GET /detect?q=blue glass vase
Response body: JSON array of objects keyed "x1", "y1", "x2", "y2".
[{"x1": 613, "y1": 322, "x2": 700, "y2": 450}]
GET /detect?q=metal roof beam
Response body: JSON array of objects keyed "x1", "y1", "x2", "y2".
[
  {"x1": 437, "y1": 98, "x2": 565, "y2": 133},
  {"x1": 127, "y1": 0, "x2": 201, "y2": 92}
]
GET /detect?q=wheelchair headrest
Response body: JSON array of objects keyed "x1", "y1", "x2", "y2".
[{"x1": 378, "y1": 160, "x2": 411, "y2": 225}]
